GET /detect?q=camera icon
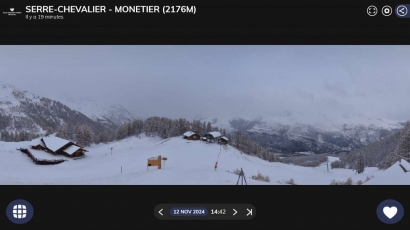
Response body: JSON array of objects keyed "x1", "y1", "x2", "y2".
[{"x1": 382, "y1": 6, "x2": 392, "y2": 16}]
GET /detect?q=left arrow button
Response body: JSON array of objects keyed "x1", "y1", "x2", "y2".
[{"x1": 159, "y1": 209, "x2": 163, "y2": 216}]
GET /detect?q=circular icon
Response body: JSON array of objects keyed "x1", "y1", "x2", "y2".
[
  {"x1": 396, "y1": 5, "x2": 408, "y2": 16},
  {"x1": 376, "y1": 199, "x2": 404, "y2": 224},
  {"x1": 367, "y1": 5, "x2": 378, "y2": 16},
  {"x1": 6, "y1": 199, "x2": 34, "y2": 224},
  {"x1": 382, "y1": 6, "x2": 392, "y2": 16}
]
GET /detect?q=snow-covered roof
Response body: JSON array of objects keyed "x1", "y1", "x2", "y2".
[
  {"x1": 41, "y1": 136, "x2": 71, "y2": 152},
  {"x1": 221, "y1": 137, "x2": 228, "y2": 141},
  {"x1": 400, "y1": 159, "x2": 410, "y2": 171},
  {"x1": 183, "y1": 131, "x2": 196, "y2": 136},
  {"x1": 364, "y1": 161, "x2": 410, "y2": 185},
  {"x1": 30, "y1": 138, "x2": 44, "y2": 146},
  {"x1": 207, "y1": 132, "x2": 221, "y2": 138},
  {"x1": 63, "y1": 145, "x2": 81, "y2": 155}
]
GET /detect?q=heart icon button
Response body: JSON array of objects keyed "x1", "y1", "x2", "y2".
[
  {"x1": 377, "y1": 199, "x2": 404, "y2": 224},
  {"x1": 383, "y1": 206, "x2": 397, "y2": 219}
]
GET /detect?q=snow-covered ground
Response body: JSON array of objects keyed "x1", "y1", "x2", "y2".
[{"x1": 0, "y1": 135, "x2": 407, "y2": 185}]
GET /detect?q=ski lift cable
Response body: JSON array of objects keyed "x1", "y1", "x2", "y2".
[
  {"x1": 216, "y1": 144, "x2": 222, "y2": 161},
  {"x1": 215, "y1": 144, "x2": 222, "y2": 170}
]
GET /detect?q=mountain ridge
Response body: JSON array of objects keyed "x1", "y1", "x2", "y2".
[
  {"x1": 57, "y1": 96, "x2": 138, "y2": 127},
  {"x1": 0, "y1": 81, "x2": 112, "y2": 135},
  {"x1": 198, "y1": 115, "x2": 405, "y2": 154}
]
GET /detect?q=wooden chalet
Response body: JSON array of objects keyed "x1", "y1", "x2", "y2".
[
  {"x1": 30, "y1": 136, "x2": 88, "y2": 158},
  {"x1": 201, "y1": 131, "x2": 221, "y2": 143},
  {"x1": 183, "y1": 131, "x2": 201, "y2": 140},
  {"x1": 30, "y1": 142, "x2": 45, "y2": 150},
  {"x1": 218, "y1": 136, "x2": 229, "y2": 145}
]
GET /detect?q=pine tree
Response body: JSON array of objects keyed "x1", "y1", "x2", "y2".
[
  {"x1": 132, "y1": 119, "x2": 144, "y2": 137},
  {"x1": 94, "y1": 134, "x2": 101, "y2": 144},
  {"x1": 202, "y1": 122, "x2": 206, "y2": 135},
  {"x1": 100, "y1": 130, "x2": 110, "y2": 143},
  {"x1": 169, "y1": 119, "x2": 180, "y2": 137},
  {"x1": 227, "y1": 133, "x2": 232, "y2": 143},
  {"x1": 206, "y1": 122, "x2": 212, "y2": 133},
  {"x1": 191, "y1": 120, "x2": 202, "y2": 134},
  {"x1": 116, "y1": 124, "x2": 129, "y2": 140},
  {"x1": 16, "y1": 131, "x2": 25, "y2": 142},
  {"x1": 45, "y1": 127, "x2": 53, "y2": 136},
  {"x1": 395, "y1": 121, "x2": 410, "y2": 161},
  {"x1": 82, "y1": 125, "x2": 94, "y2": 146},
  {"x1": 144, "y1": 117, "x2": 156, "y2": 137},
  {"x1": 75, "y1": 125, "x2": 85, "y2": 145},
  {"x1": 56, "y1": 125, "x2": 69, "y2": 139},
  {"x1": 355, "y1": 154, "x2": 365, "y2": 174},
  {"x1": 10, "y1": 132, "x2": 16, "y2": 142},
  {"x1": 67, "y1": 123, "x2": 75, "y2": 139}
]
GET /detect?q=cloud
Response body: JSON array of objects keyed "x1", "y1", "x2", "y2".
[
  {"x1": 324, "y1": 81, "x2": 349, "y2": 97},
  {"x1": 0, "y1": 45, "x2": 410, "y2": 122}
]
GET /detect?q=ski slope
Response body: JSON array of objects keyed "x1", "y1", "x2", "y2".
[{"x1": 0, "y1": 135, "x2": 407, "y2": 185}]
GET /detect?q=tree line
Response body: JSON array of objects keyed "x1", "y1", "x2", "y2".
[
  {"x1": 114, "y1": 117, "x2": 228, "y2": 140},
  {"x1": 0, "y1": 130, "x2": 40, "y2": 142},
  {"x1": 232, "y1": 131, "x2": 280, "y2": 162},
  {"x1": 331, "y1": 121, "x2": 410, "y2": 173},
  {"x1": 0, "y1": 116, "x2": 279, "y2": 163}
]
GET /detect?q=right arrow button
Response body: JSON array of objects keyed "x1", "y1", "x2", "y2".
[{"x1": 233, "y1": 209, "x2": 237, "y2": 216}]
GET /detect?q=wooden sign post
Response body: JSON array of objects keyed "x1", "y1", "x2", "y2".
[{"x1": 147, "y1": 155, "x2": 162, "y2": 170}]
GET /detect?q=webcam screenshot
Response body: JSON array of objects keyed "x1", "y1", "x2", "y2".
[
  {"x1": 1, "y1": 1, "x2": 410, "y2": 229},
  {"x1": 0, "y1": 45, "x2": 409, "y2": 186}
]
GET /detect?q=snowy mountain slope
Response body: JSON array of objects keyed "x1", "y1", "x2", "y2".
[
  {"x1": 0, "y1": 81, "x2": 110, "y2": 134},
  {"x1": 363, "y1": 160, "x2": 410, "y2": 185},
  {"x1": 0, "y1": 135, "x2": 395, "y2": 185},
  {"x1": 58, "y1": 97, "x2": 138, "y2": 127},
  {"x1": 198, "y1": 114, "x2": 405, "y2": 154}
]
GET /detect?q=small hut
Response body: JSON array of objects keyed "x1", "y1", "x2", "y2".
[
  {"x1": 183, "y1": 131, "x2": 201, "y2": 140},
  {"x1": 202, "y1": 131, "x2": 221, "y2": 143},
  {"x1": 218, "y1": 136, "x2": 229, "y2": 145},
  {"x1": 30, "y1": 136, "x2": 88, "y2": 158}
]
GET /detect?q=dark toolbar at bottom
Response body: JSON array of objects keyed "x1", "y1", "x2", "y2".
[{"x1": 154, "y1": 204, "x2": 255, "y2": 220}]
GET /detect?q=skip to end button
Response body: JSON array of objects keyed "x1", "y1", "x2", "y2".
[{"x1": 247, "y1": 208, "x2": 252, "y2": 216}]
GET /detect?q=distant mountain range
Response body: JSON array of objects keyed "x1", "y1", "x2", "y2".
[
  {"x1": 198, "y1": 113, "x2": 405, "y2": 155},
  {"x1": 0, "y1": 81, "x2": 406, "y2": 155},
  {"x1": 57, "y1": 97, "x2": 138, "y2": 127},
  {"x1": 0, "y1": 81, "x2": 137, "y2": 134}
]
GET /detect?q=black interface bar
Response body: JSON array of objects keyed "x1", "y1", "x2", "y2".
[{"x1": 154, "y1": 204, "x2": 255, "y2": 220}]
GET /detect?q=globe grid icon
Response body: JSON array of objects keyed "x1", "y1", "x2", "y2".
[
  {"x1": 13, "y1": 204, "x2": 27, "y2": 219},
  {"x1": 6, "y1": 199, "x2": 33, "y2": 224}
]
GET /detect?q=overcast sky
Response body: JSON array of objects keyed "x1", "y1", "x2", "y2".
[{"x1": 1, "y1": 46, "x2": 410, "y2": 121}]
